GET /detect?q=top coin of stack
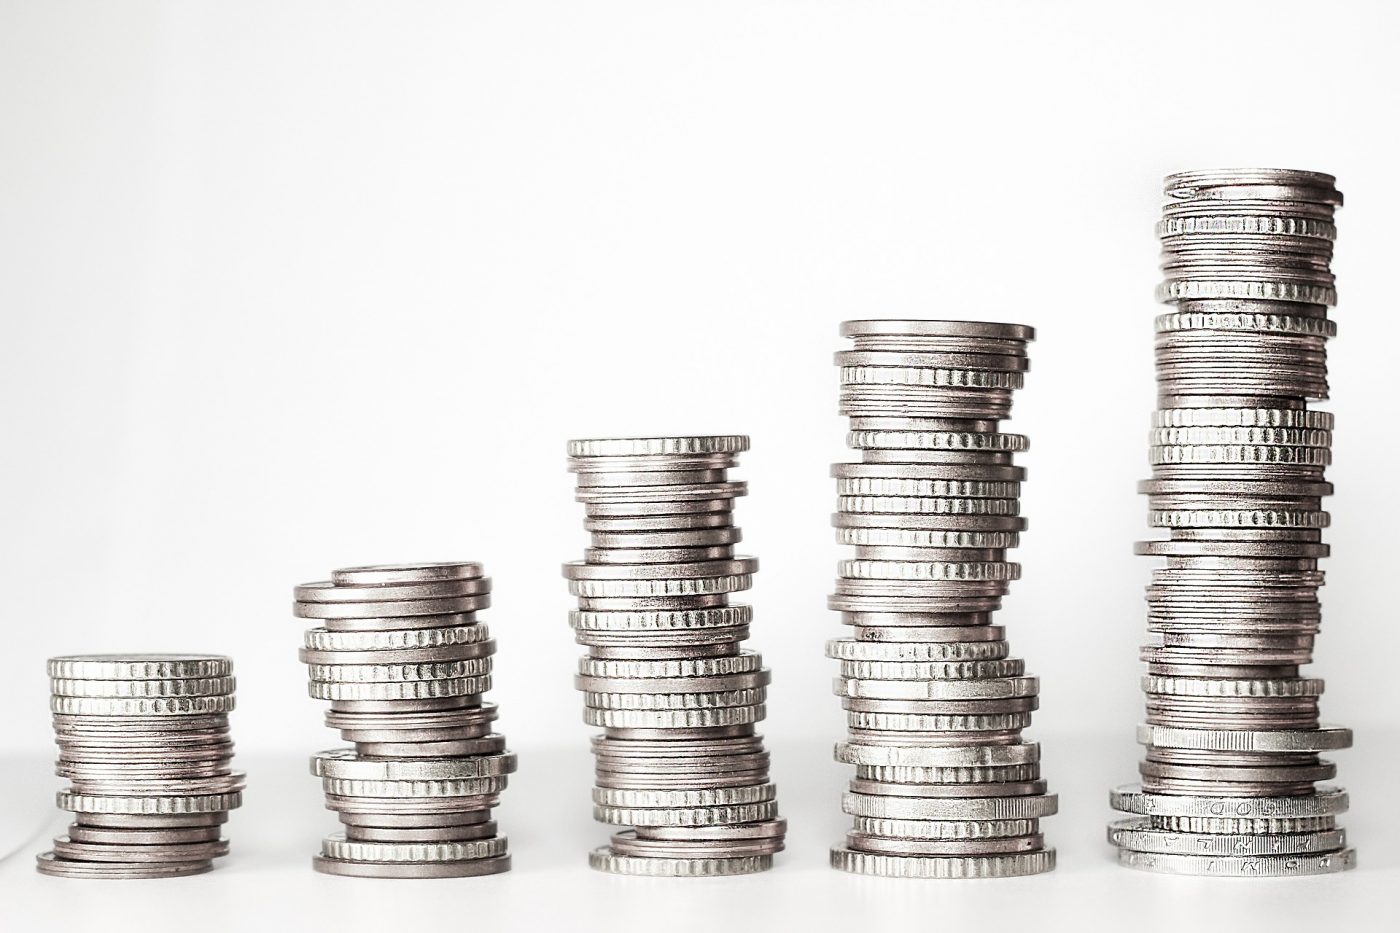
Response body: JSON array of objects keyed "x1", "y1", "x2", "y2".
[
  {"x1": 293, "y1": 561, "x2": 515, "y2": 879},
  {"x1": 1108, "y1": 169, "x2": 1356, "y2": 877},
  {"x1": 38, "y1": 654, "x2": 242, "y2": 879},
  {"x1": 827, "y1": 320, "x2": 1056, "y2": 879},
  {"x1": 565, "y1": 436, "x2": 786, "y2": 876}
]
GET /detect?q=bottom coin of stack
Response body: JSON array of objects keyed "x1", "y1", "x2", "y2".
[
  {"x1": 294, "y1": 560, "x2": 515, "y2": 878},
  {"x1": 826, "y1": 319, "x2": 1056, "y2": 878},
  {"x1": 38, "y1": 654, "x2": 243, "y2": 879}
]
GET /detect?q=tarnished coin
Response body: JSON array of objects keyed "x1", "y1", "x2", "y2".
[{"x1": 35, "y1": 851, "x2": 213, "y2": 879}]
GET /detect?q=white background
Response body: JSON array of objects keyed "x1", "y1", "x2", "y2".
[{"x1": 1, "y1": 1, "x2": 1397, "y2": 929}]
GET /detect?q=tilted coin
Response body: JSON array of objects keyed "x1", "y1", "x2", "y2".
[
  {"x1": 35, "y1": 851, "x2": 212, "y2": 879},
  {"x1": 311, "y1": 750, "x2": 517, "y2": 781},
  {"x1": 331, "y1": 562, "x2": 484, "y2": 586},
  {"x1": 589, "y1": 846, "x2": 772, "y2": 876},
  {"x1": 51, "y1": 835, "x2": 229, "y2": 863}
]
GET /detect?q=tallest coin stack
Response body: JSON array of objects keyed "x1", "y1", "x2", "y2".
[
  {"x1": 1109, "y1": 169, "x2": 1356, "y2": 876},
  {"x1": 827, "y1": 320, "x2": 1056, "y2": 879}
]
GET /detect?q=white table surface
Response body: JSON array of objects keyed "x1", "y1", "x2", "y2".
[{"x1": 2, "y1": 731, "x2": 1394, "y2": 933}]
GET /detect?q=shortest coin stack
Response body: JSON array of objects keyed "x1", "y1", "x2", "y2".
[
  {"x1": 38, "y1": 654, "x2": 243, "y2": 879},
  {"x1": 294, "y1": 561, "x2": 515, "y2": 878}
]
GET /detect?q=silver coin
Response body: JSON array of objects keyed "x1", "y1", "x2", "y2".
[
  {"x1": 320, "y1": 832, "x2": 507, "y2": 863},
  {"x1": 312, "y1": 750, "x2": 517, "y2": 781},
  {"x1": 1108, "y1": 817, "x2": 1344, "y2": 856},
  {"x1": 47, "y1": 654, "x2": 232, "y2": 680},
  {"x1": 608, "y1": 831, "x2": 783, "y2": 859},
  {"x1": 844, "y1": 793, "x2": 1058, "y2": 821},
  {"x1": 64, "y1": 822, "x2": 224, "y2": 845},
  {"x1": 331, "y1": 562, "x2": 484, "y2": 586},
  {"x1": 830, "y1": 846, "x2": 1054, "y2": 878},
  {"x1": 35, "y1": 851, "x2": 213, "y2": 879},
  {"x1": 296, "y1": 594, "x2": 490, "y2": 619},
  {"x1": 847, "y1": 832, "x2": 1043, "y2": 856},
  {"x1": 1116, "y1": 847, "x2": 1354, "y2": 876},
  {"x1": 345, "y1": 821, "x2": 498, "y2": 842},
  {"x1": 295, "y1": 578, "x2": 490, "y2": 603},
  {"x1": 336, "y1": 809, "x2": 493, "y2": 828},
  {"x1": 75, "y1": 811, "x2": 229, "y2": 829},
  {"x1": 593, "y1": 800, "x2": 779, "y2": 827},
  {"x1": 51, "y1": 835, "x2": 229, "y2": 863},
  {"x1": 633, "y1": 818, "x2": 787, "y2": 841},
  {"x1": 312, "y1": 853, "x2": 510, "y2": 878},
  {"x1": 588, "y1": 846, "x2": 772, "y2": 876},
  {"x1": 1110, "y1": 783, "x2": 1347, "y2": 817}
]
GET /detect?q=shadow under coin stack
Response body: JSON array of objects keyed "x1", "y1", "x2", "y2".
[
  {"x1": 565, "y1": 436, "x2": 786, "y2": 876},
  {"x1": 38, "y1": 654, "x2": 242, "y2": 879},
  {"x1": 1108, "y1": 169, "x2": 1355, "y2": 876},
  {"x1": 827, "y1": 320, "x2": 1057, "y2": 879},
  {"x1": 293, "y1": 562, "x2": 515, "y2": 878}
]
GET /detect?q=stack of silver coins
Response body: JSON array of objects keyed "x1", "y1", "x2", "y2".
[
  {"x1": 565, "y1": 436, "x2": 786, "y2": 876},
  {"x1": 293, "y1": 562, "x2": 515, "y2": 878},
  {"x1": 827, "y1": 320, "x2": 1057, "y2": 879},
  {"x1": 38, "y1": 654, "x2": 242, "y2": 879},
  {"x1": 1108, "y1": 168, "x2": 1356, "y2": 876}
]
